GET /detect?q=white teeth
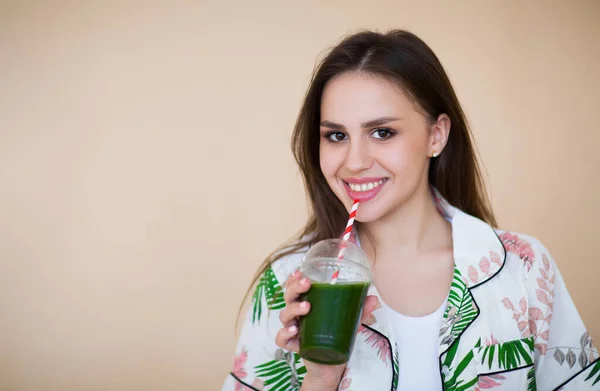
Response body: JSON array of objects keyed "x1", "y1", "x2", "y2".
[{"x1": 348, "y1": 179, "x2": 386, "y2": 192}]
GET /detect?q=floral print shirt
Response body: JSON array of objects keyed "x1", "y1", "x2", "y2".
[{"x1": 222, "y1": 192, "x2": 599, "y2": 391}]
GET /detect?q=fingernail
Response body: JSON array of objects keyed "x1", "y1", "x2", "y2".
[
  {"x1": 288, "y1": 326, "x2": 297, "y2": 333},
  {"x1": 300, "y1": 301, "x2": 308, "y2": 309},
  {"x1": 300, "y1": 278, "x2": 307, "y2": 285},
  {"x1": 291, "y1": 271, "x2": 299, "y2": 279}
]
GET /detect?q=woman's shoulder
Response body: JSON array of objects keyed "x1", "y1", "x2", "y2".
[
  {"x1": 494, "y1": 228, "x2": 556, "y2": 273},
  {"x1": 492, "y1": 228, "x2": 564, "y2": 302}
]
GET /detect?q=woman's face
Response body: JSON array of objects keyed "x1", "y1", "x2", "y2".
[{"x1": 319, "y1": 72, "x2": 448, "y2": 223}]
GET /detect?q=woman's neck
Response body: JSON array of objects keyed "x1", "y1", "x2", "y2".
[{"x1": 358, "y1": 187, "x2": 452, "y2": 263}]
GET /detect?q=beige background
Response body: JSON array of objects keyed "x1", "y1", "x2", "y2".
[{"x1": 1, "y1": 1, "x2": 599, "y2": 390}]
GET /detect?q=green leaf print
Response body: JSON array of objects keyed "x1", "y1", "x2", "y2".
[
  {"x1": 527, "y1": 365, "x2": 537, "y2": 391},
  {"x1": 585, "y1": 359, "x2": 600, "y2": 386},
  {"x1": 442, "y1": 339, "x2": 480, "y2": 391},
  {"x1": 480, "y1": 337, "x2": 534, "y2": 371},
  {"x1": 251, "y1": 283, "x2": 263, "y2": 325},
  {"x1": 255, "y1": 350, "x2": 306, "y2": 391},
  {"x1": 455, "y1": 377, "x2": 479, "y2": 391},
  {"x1": 392, "y1": 345, "x2": 399, "y2": 390},
  {"x1": 252, "y1": 266, "x2": 286, "y2": 324},
  {"x1": 443, "y1": 349, "x2": 477, "y2": 391},
  {"x1": 441, "y1": 338, "x2": 459, "y2": 369},
  {"x1": 440, "y1": 267, "x2": 478, "y2": 346}
]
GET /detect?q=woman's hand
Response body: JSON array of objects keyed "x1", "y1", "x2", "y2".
[{"x1": 275, "y1": 271, "x2": 379, "y2": 390}]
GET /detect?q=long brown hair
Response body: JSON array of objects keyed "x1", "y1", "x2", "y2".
[{"x1": 237, "y1": 29, "x2": 496, "y2": 325}]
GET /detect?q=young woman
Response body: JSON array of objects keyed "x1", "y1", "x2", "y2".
[{"x1": 221, "y1": 29, "x2": 598, "y2": 391}]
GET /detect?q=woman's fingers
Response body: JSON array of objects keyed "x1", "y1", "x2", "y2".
[
  {"x1": 284, "y1": 270, "x2": 300, "y2": 289},
  {"x1": 276, "y1": 272, "x2": 312, "y2": 352},
  {"x1": 284, "y1": 273, "x2": 311, "y2": 304},
  {"x1": 279, "y1": 300, "x2": 311, "y2": 327},
  {"x1": 275, "y1": 324, "x2": 300, "y2": 353}
]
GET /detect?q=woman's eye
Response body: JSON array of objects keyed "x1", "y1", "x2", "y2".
[
  {"x1": 326, "y1": 132, "x2": 348, "y2": 142},
  {"x1": 371, "y1": 128, "x2": 394, "y2": 140}
]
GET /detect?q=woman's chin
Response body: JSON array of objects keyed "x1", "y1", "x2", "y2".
[{"x1": 354, "y1": 209, "x2": 383, "y2": 224}]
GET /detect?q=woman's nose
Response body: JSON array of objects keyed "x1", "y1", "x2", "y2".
[{"x1": 344, "y1": 140, "x2": 372, "y2": 172}]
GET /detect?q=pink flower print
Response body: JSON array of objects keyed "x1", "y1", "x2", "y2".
[
  {"x1": 501, "y1": 297, "x2": 531, "y2": 338},
  {"x1": 359, "y1": 327, "x2": 390, "y2": 366},
  {"x1": 480, "y1": 257, "x2": 490, "y2": 273},
  {"x1": 477, "y1": 374, "x2": 506, "y2": 389},
  {"x1": 490, "y1": 251, "x2": 503, "y2": 267},
  {"x1": 339, "y1": 367, "x2": 353, "y2": 390},
  {"x1": 484, "y1": 334, "x2": 499, "y2": 346},
  {"x1": 519, "y1": 297, "x2": 527, "y2": 314},
  {"x1": 499, "y1": 232, "x2": 536, "y2": 272},
  {"x1": 232, "y1": 347, "x2": 248, "y2": 390},
  {"x1": 469, "y1": 265, "x2": 479, "y2": 283},
  {"x1": 502, "y1": 298, "x2": 514, "y2": 311},
  {"x1": 469, "y1": 252, "x2": 502, "y2": 284},
  {"x1": 529, "y1": 255, "x2": 555, "y2": 357}
]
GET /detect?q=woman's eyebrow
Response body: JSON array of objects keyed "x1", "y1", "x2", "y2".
[{"x1": 320, "y1": 116, "x2": 403, "y2": 130}]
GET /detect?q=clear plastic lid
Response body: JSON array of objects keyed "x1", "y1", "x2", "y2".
[{"x1": 300, "y1": 239, "x2": 372, "y2": 284}]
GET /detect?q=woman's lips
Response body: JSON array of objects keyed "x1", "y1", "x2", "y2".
[{"x1": 343, "y1": 178, "x2": 388, "y2": 202}]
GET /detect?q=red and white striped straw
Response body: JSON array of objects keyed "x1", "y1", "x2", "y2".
[
  {"x1": 331, "y1": 199, "x2": 360, "y2": 284},
  {"x1": 342, "y1": 199, "x2": 359, "y2": 241}
]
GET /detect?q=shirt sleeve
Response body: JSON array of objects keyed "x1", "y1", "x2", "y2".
[
  {"x1": 221, "y1": 264, "x2": 307, "y2": 391},
  {"x1": 525, "y1": 242, "x2": 599, "y2": 390}
]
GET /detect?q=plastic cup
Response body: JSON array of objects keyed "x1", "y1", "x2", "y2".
[{"x1": 298, "y1": 239, "x2": 372, "y2": 365}]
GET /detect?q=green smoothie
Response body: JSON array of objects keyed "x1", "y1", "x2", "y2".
[{"x1": 299, "y1": 281, "x2": 370, "y2": 365}]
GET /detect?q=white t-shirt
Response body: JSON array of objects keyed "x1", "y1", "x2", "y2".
[{"x1": 383, "y1": 298, "x2": 447, "y2": 391}]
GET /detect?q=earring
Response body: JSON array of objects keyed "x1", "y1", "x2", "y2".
[{"x1": 432, "y1": 151, "x2": 438, "y2": 158}]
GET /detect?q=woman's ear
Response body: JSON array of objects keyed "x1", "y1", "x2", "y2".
[{"x1": 429, "y1": 113, "x2": 451, "y2": 158}]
